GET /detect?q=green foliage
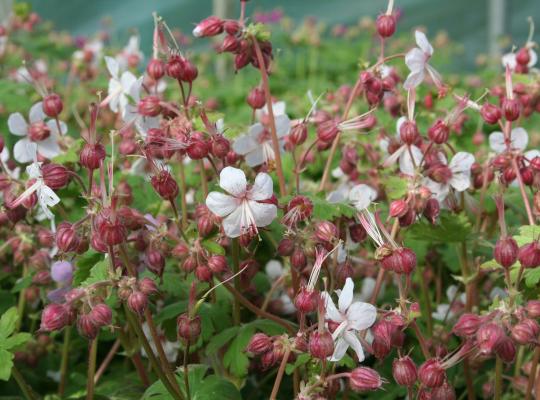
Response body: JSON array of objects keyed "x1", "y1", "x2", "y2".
[
  {"x1": 0, "y1": 308, "x2": 31, "y2": 380},
  {"x1": 407, "y1": 211, "x2": 472, "y2": 243}
]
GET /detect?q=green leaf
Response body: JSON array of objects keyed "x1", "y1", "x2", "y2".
[
  {"x1": 0, "y1": 348, "x2": 14, "y2": 381},
  {"x1": 383, "y1": 175, "x2": 409, "y2": 200},
  {"x1": 285, "y1": 353, "x2": 310, "y2": 375},
  {"x1": 11, "y1": 275, "x2": 33, "y2": 293},
  {"x1": 223, "y1": 325, "x2": 254, "y2": 377},
  {"x1": 81, "y1": 260, "x2": 109, "y2": 286},
  {"x1": 515, "y1": 225, "x2": 540, "y2": 246},
  {"x1": 0, "y1": 307, "x2": 19, "y2": 340},
  {"x1": 193, "y1": 375, "x2": 241, "y2": 400},
  {"x1": 201, "y1": 240, "x2": 225, "y2": 256},
  {"x1": 52, "y1": 138, "x2": 84, "y2": 164},
  {"x1": 2, "y1": 332, "x2": 31, "y2": 351},
  {"x1": 407, "y1": 211, "x2": 472, "y2": 243},
  {"x1": 524, "y1": 267, "x2": 540, "y2": 288},
  {"x1": 155, "y1": 301, "x2": 188, "y2": 325},
  {"x1": 73, "y1": 251, "x2": 103, "y2": 286},
  {"x1": 206, "y1": 327, "x2": 239, "y2": 355},
  {"x1": 304, "y1": 196, "x2": 356, "y2": 220},
  {"x1": 247, "y1": 319, "x2": 287, "y2": 336}
]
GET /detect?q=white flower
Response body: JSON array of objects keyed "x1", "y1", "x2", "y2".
[
  {"x1": 73, "y1": 39, "x2": 103, "y2": 67},
  {"x1": 122, "y1": 104, "x2": 160, "y2": 138},
  {"x1": 404, "y1": 30, "x2": 442, "y2": 90},
  {"x1": 8, "y1": 102, "x2": 66, "y2": 163},
  {"x1": 349, "y1": 184, "x2": 378, "y2": 211},
  {"x1": 12, "y1": 148, "x2": 60, "y2": 220},
  {"x1": 424, "y1": 152, "x2": 475, "y2": 201},
  {"x1": 265, "y1": 260, "x2": 296, "y2": 314},
  {"x1": 0, "y1": 147, "x2": 20, "y2": 180},
  {"x1": 255, "y1": 101, "x2": 287, "y2": 121},
  {"x1": 321, "y1": 278, "x2": 377, "y2": 362},
  {"x1": 116, "y1": 35, "x2": 144, "y2": 70},
  {"x1": 104, "y1": 56, "x2": 142, "y2": 114},
  {"x1": 206, "y1": 167, "x2": 277, "y2": 238},
  {"x1": 432, "y1": 285, "x2": 465, "y2": 321},
  {"x1": 489, "y1": 127, "x2": 528, "y2": 154},
  {"x1": 232, "y1": 115, "x2": 291, "y2": 167},
  {"x1": 501, "y1": 49, "x2": 537, "y2": 70}
]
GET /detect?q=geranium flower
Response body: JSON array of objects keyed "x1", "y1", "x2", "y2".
[
  {"x1": 501, "y1": 49, "x2": 537, "y2": 70},
  {"x1": 424, "y1": 152, "x2": 475, "y2": 201},
  {"x1": 489, "y1": 127, "x2": 528, "y2": 154},
  {"x1": 104, "y1": 56, "x2": 142, "y2": 114},
  {"x1": 404, "y1": 30, "x2": 442, "y2": 90},
  {"x1": 8, "y1": 102, "x2": 66, "y2": 163},
  {"x1": 321, "y1": 277, "x2": 377, "y2": 362},
  {"x1": 265, "y1": 260, "x2": 295, "y2": 314},
  {"x1": 12, "y1": 150, "x2": 61, "y2": 219},
  {"x1": 73, "y1": 39, "x2": 103, "y2": 68},
  {"x1": 381, "y1": 117, "x2": 424, "y2": 177},
  {"x1": 116, "y1": 35, "x2": 144, "y2": 70},
  {"x1": 205, "y1": 166, "x2": 277, "y2": 237},
  {"x1": 327, "y1": 183, "x2": 377, "y2": 211},
  {"x1": 232, "y1": 114, "x2": 291, "y2": 167}
]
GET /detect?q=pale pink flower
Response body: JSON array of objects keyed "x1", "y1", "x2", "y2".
[
  {"x1": 403, "y1": 30, "x2": 442, "y2": 90},
  {"x1": 104, "y1": 56, "x2": 142, "y2": 114},
  {"x1": 489, "y1": 127, "x2": 528, "y2": 154}
]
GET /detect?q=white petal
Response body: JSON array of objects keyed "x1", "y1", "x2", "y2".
[
  {"x1": 347, "y1": 302, "x2": 377, "y2": 331},
  {"x1": 449, "y1": 152, "x2": 475, "y2": 173},
  {"x1": 37, "y1": 135, "x2": 61, "y2": 159},
  {"x1": 46, "y1": 120, "x2": 67, "y2": 136},
  {"x1": 528, "y1": 49, "x2": 537, "y2": 67},
  {"x1": 232, "y1": 132, "x2": 259, "y2": 156},
  {"x1": 222, "y1": 206, "x2": 243, "y2": 238},
  {"x1": 405, "y1": 48, "x2": 426, "y2": 72},
  {"x1": 415, "y1": 30, "x2": 433, "y2": 55},
  {"x1": 13, "y1": 138, "x2": 34, "y2": 163},
  {"x1": 105, "y1": 56, "x2": 119, "y2": 78},
  {"x1": 274, "y1": 114, "x2": 291, "y2": 137},
  {"x1": 349, "y1": 184, "x2": 377, "y2": 210},
  {"x1": 206, "y1": 192, "x2": 238, "y2": 217},
  {"x1": 501, "y1": 53, "x2": 516, "y2": 69},
  {"x1": 248, "y1": 201, "x2": 277, "y2": 227},
  {"x1": 359, "y1": 277, "x2": 376, "y2": 302},
  {"x1": 344, "y1": 330, "x2": 365, "y2": 362},
  {"x1": 326, "y1": 183, "x2": 350, "y2": 203},
  {"x1": 423, "y1": 178, "x2": 449, "y2": 202},
  {"x1": 524, "y1": 150, "x2": 540, "y2": 165},
  {"x1": 338, "y1": 278, "x2": 354, "y2": 313},
  {"x1": 29, "y1": 102, "x2": 46, "y2": 123},
  {"x1": 39, "y1": 185, "x2": 60, "y2": 207},
  {"x1": 396, "y1": 116, "x2": 407, "y2": 140},
  {"x1": 426, "y1": 64, "x2": 443, "y2": 87},
  {"x1": 219, "y1": 166, "x2": 247, "y2": 197},
  {"x1": 120, "y1": 71, "x2": 137, "y2": 94},
  {"x1": 446, "y1": 285, "x2": 459, "y2": 301},
  {"x1": 272, "y1": 101, "x2": 286, "y2": 116},
  {"x1": 403, "y1": 69, "x2": 425, "y2": 90},
  {"x1": 245, "y1": 148, "x2": 266, "y2": 167},
  {"x1": 249, "y1": 173, "x2": 273, "y2": 200},
  {"x1": 265, "y1": 260, "x2": 284, "y2": 281},
  {"x1": 382, "y1": 145, "x2": 406, "y2": 168},
  {"x1": 489, "y1": 131, "x2": 506, "y2": 153},
  {"x1": 510, "y1": 127, "x2": 528, "y2": 151},
  {"x1": 432, "y1": 304, "x2": 450, "y2": 321},
  {"x1": 321, "y1": 292, "x2": 343, "y2": 323},
  {"x1": 8, "y1": 113, "x2": 28, "y2": 136},
  {"x1": 329, "y1": 337, "x2": 348, "y2": 362},
  {"x1": 399, "y1": 145, "x2": 422, "y2": 175}
]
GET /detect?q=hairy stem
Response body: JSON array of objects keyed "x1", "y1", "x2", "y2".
[
  {"x1": 494, "y1": 356, "x2": 503, "y2": 400},
  {"x1": 58, "y1": 327, "x2": 71, "y2": 396},
  {"x1": 269, "y1": 347, "x2": 291, "y2": 400},
  {"x1": 86, "y1": 338, "x2": 98, "y2": 400},
  {"x1": 231, "y1": 238, "x2": 241, "y2": 325}
]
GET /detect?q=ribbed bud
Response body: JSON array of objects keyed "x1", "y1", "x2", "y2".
[
  {"x1": 127, "y1": 291, "x2": 148, "y2": 315},
  {"x1": 177, "y1": 313, "x2": 201, "y2": 343},
  {"x1": 56, "y1": 222, "x2": 80, "y2": 252},
  {"x1": 376, "y1": 14, "x2": 396, "y2": 38},
  {"x1": 418, "y1": 359, "x2": 446, "y2": 388},
  {"x1": 453, "y1": 313, "x2": 482, "y2": 337},
  {"x1": 80, "y1": 143, "x2": 106, "y2": 170},
  {"x1": 247, "y1": 87, "x2": 266, "y2": 109},
  {"x1": 42, "y1": 93, "x2": 63, "y2": 117},
  {"x1": 295, "y1": 288, "x2": 318, "y2": 314},
  {"x1": 480, "y1": 103, "x2": 502, "y2": 124},
  {"x1": 392, "y1": 356, "x2": 417, "y2": 386},
  {"x1": 349, "y1": 367, "x2": 383, "y2": 391},
  {"x1": 477, "y1": 322, "x2": 505, "y2": 355},
  {"x1": 88, "y1": 304, "x2": 112, "y2": 327},
  {"x1": 309, "y1": 330, "x2": 335, "y2": 359},
  {"x1": 41, "y1": 163, "x2": 70, "y2": 189},
  {"x1": 494, "y1": 237, "x2": 519, "y2": 268},
  {"x1": 40, "y1": 304, "x2": 69, "y2": 331},
  {"x1": 246, "y1": 333, "x2": 272, "y2": 354}
]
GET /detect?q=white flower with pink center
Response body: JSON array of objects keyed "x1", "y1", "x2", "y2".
[
  {"x1": 104, "y1": 56, "x2": 142, "y2": 114},
  {"x1": 424, "y1": 152, "x2": 475, "y2": 201},
  {"x1": 8, "y1": 102, "x2": 66, "y2": 163},
  {"x1": 205, "y1": 167, "x2": 277, "y2": 238},
  {"x1": 489, "y1": 127, "x2": 528, "y2": 154},
  {"x1": 404, "y1": 30, "x2": 442, "y2": 90},
  {"x1": 321, "y1": 277, "x2": 377, "y2": 362}
]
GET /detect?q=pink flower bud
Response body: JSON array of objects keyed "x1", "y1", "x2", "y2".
[
  {"x1": 494, "y1": 237, "x2": 519, "y2": 268},
  {"x1": 423, "y1": 198, "x2": 440, "y2": 224},
  {"x1": 139, "y1": 277, "x2": 158, "y2": 295},
  {"x1": 89, "y1": 304, "x2": 112, "y2": 327},
  {"x1": 291, "y1": 248, "x2": 307, "y2": 270},
  {"x1": 96, "y1": 208, "x2": 127, "y2": 246},
  {"x1": 502, "y1": 98, "x2": 520, "y2": 121},
  {"x1": 516, "y1": 48, "x2": 531, "y2": 66},
  {"x1": 247, "y1": 333, "x2": 272, "y2": 354},
  {"x1": 43, "y1": 93, "x2": 63, "y2": 117},
  {"x1": 182, "y1": 255, "x2": 197, "y2": 273},
  {"x1": 56, "y1": 222, "x2": 80, "y2": 252},
  {"x1": 314, "y1": 221, "x2": 337, "y2": 243},
  {"x1": 147, "y1": 59, "x2": 165, "y2": 80},
  {"x1": 41, "y1": 163, "x2": 70, "y2": 189},
  {"x1": 349, "y1": 367, "x2": 383, "y2": 391},
  {"x1": 138, "y1": 96, "x2": 162, "y2": 117},
  {"x1": 389, "y1": 199, "x2": 409, "y2": 218},
  {"x1": 418, "y1": 359, "x2": 446, "y2": 388},
  {"x1": 289, "y1": 123, "x2": 308, "y2": 146},
  {"x1": 40, "y1": 304, "x2": 69, "y2": 331},
  {"x1": 177, "y1": 313, "x2": 201, "y2": 343},
  {"x1": 480, "y1": 103, "x2": 502, "y2": 124},
  {"x1": 376, "y1": 14, "x2": 396, "y2": 38},
  {"x1": 476, "y1": 322, "x2": 505, "y2": 355},
  {"x1": 210, "y1": 136, "x2": 230, "y2": 159},
  {"x1": 178, "y1": 59, "x2": 198, "y2": 83},
  {"x1": 495, "y1": 336, "x2": 516, "y2": 363},
  {"x1": 309, "y1": 330, "x2": 334, "y2": 359},
  {"x1": 28, "y1": 121, "x2": 50, "y2": 142},
  {"x1": 431, "y1": 381, "x2": 456, "y2": 400},
  {"x1": 247, "y1": 87, "x2": 266, "y2": 109},
  {"x1": 220, "y1": 35, "x2": 239, "y2": 52},
  {"x1": 193, "y1": 16, "x2": 224, "y2": 38},
  {"x1": 349, "y1": 223, "x2": 367, "y2": 242},
  {"x1": 208, "y1": 255, "x2": 227, "y2": 274},
  {"x1": 224, "y1": 20, "x2": 240, "y2": 35},
  {"x1": 78, "y1": 314, "x2": 99, "y2": 339},
  {"x1": 526, "y1": 300, "x2": 540, "y2": 318},
  {"x1": 428, "y1": 120, "x2": 450, "y2": 144},
  {"x1": 80, "y1": 143, "x2": 106, "y2": 170},
  {"x1": 277, "y1": 238, "x2": 295, "y2": 256},
  {"x1": 381, "y1": 247, "x2": 416, "y2": 274},
  {"x1": 392, "y1": 356, "x2": 417, "y2": 386},
  {"x1": 187, "y1": 137, "x2": 209, "y2": 160},
  {"x1": 295, "y1": 288, "x2": 318, "y2": 313},
  {"x1": 453, "y1": 313, "x2": 482, "y2": 337},
  {"x1": 316, "y1": 120, "x2": 340, "y2": 143},
  {"x1": 195, "y1": 264, "x2": 213, "y2": 282},
  {"x1": 151, "y1": 170, "x2": 179, "y2": 201},
  {"x1": 128, "y1": 291, "x2": 148, "y2": 315},
  {"x1": 518, "y1": 242, "x2": 540, "y2": 269},
  {"x1": 145, "y1": 248, "x2": 165, "y2": 277},
  {"x1": 399, "y1": 120, "x2": 419, "y2": 145},
  {"x1": 511, "y1": 319, "x2": 539, "y2": 345}
]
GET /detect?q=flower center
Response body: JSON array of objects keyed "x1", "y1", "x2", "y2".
[
  {"x1": 28, "y1": 121, "x2": 51, "y2": 142},
  {"x1": 429, "y1": 164, "x2": 452, "y2": 184}
]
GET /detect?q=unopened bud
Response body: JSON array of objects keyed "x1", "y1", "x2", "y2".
[
  {"x1": 392, "y1": 356, "x2": 417, "y2": 386},
  {"x1": 349, "y1": 367, "x2": 383, "y2": 391},
  {"x1": 309, "y1": 330, "x2": 335, "y2": 359}
]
